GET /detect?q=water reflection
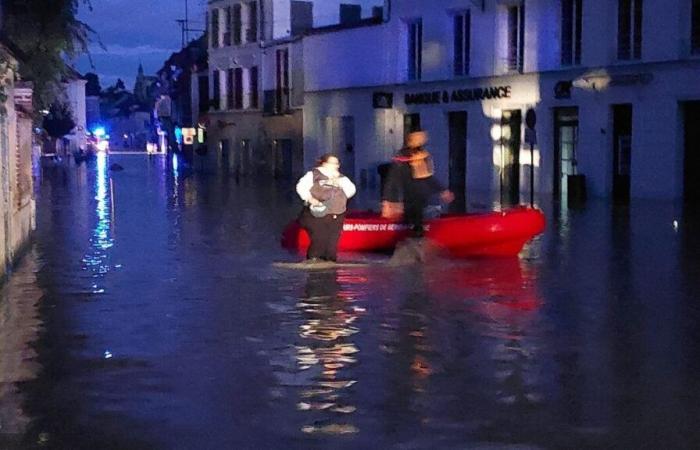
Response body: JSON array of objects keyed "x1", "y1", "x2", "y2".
[
  {"x1": 294, "y1": 269, "x2": 365, "y2": 435},
  {"x1": 9, "y1": 156, "x2": 700, "y2": 448},
  {"x1": 0, "y1": 251, "x2": 43, "y2": 446},
  {"x1": 81, "y1": 153, "x2": 114, "y2": 294}
]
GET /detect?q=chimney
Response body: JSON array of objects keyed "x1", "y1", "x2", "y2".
[
  {"x1": 340, "y1": 4, "x2": 361, "y2": 26},
  {"x1": 291, "y1": 1, "x2": 313, "y2": 35}
]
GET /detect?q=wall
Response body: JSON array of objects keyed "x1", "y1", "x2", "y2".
[{"x1": 0, "y1": 56, "x2": 35, "y2": 279}]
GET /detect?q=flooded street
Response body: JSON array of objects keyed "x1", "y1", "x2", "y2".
[{"x1": 2, "y1": 154, "x2": 700, "y2": 449}]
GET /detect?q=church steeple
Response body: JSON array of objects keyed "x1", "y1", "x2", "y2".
[{"x1": 134, "y1": 62, "x2": 148, "y2": 103}]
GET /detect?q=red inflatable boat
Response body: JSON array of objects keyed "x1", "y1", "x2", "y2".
[{"x1": 281, "y1": 207, "x2": 546, "y2": 258}]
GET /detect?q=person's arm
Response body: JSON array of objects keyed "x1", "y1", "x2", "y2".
[
  {"x1": 340, "y1": 176, "x2": 356, "y2": 199},
  {"x1": 426, "y1": 175, "x2": 455, "y2": 203},
  {"x1": 295, "y1": 171, "x2": 314, "y2": 202}
]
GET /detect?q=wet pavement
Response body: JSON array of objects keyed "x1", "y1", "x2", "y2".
[{"x1": 1, "y1": 153, "x2": 700, "y2": 449}]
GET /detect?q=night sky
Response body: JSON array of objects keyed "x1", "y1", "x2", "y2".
[{"x1": 74, "y1": 0, "x2": 382, "y2": 91}]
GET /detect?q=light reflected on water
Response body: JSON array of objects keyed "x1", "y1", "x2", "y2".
[
  {"x1": 294, "y1": 269, "x2": 365, "y2": 435},
  {"x1": 81, "y1": 153, "x2": 115, "y2": 293}
]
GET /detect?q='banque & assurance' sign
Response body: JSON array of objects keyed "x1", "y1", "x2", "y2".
[{"x1": 404, "y1": 85, "x2": 512, "y2": 105}]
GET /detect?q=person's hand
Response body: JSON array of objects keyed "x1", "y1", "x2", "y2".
[{"x1": 440, "y1": 190, "x2": 455, "y2": 204}]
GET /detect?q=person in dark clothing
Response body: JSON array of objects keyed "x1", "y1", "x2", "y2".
[
  {"x1": 296, "y1": 154, "x2": 356, "y2": 262},
  {"x1": 381, "y1": 131, "x2": 453, "y2": 237}
]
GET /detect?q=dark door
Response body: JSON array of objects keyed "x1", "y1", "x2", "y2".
[
  {"x1": 501, "y1": 109, "x2": 522, "y2": 206},
  {"x1": 612, "y1": 104, "x2": 632, "y2": 203},
  {"x1": 274, "y1": 139, "x2": 293, "y2": 180},
  {"x1": 340, "y1": 117, "x2": 355, "y2": 181},
  {"x1": 553, "y1": 107, "x2": 579, "y2": 199},
  {"x1": 684, "y1": 102, "x2": 700, "y2": 203},
  {"x1": 448, "y1": 111, "x2": 467, "y2": 212},
  {"x1": 220, "y1": 139, "x2": 231, "y2": 174},
  {"x1": 240, "y1": 139, "x2": 251, "y2": 176}
]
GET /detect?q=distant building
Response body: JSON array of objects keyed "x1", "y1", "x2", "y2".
[
  {"x1": 61, "y1": 69, "x2": 87, "y2": 154},
  {"x1": 156, "y1": 35, "x2": 208, "y2": 153},
  {"x1": 204, "y1": 0, "x2": 315, "y2": 178},
  {"x1": 85, "y1": 95, "x2": 101, "y2": 130},
  {"x1": 204, "y1": 0, "x2": 383, "y2": 179},
  {"x1": 100, "y1": 66, "x2": 160, "y2": 150}
]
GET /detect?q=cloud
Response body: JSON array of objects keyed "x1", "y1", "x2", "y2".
[{"x1": 89, "y1": 44, "x2": 175, "y2": 57}]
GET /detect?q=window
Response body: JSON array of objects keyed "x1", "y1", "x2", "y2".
[
  {"x1": 453, "y1": 11, "x2": 471, "y2": 76},
  {"x1": 212, "y1": 70, "x2": 221, "y2": 110},
  {"x1": 223, "y1": 6, "x2": 232, "y2": 46},
  {"x1": 198, "y1": 75, "x2": 209, "y2": 113},
  {"x1": 618, "y1": 0, "x2": 642, "y2": 60},
  {"x1": 408, "y1": 19, "x2": 422, "y2": 80},
  {"x1": 692, "y1": 0, "x2": 700, "y2": 55},
  {"x1": 234, "y1": 68, "x2": 243, "y2": 109},
  {"x1": 233, "y1": 4, "x2": 242, "y2": 45},
  {"x1": 561, "y1": 0, "x2": 582, "y2": 65},
  {"x1": 507, "y1": 5, "x2": 525, "y2": 72},
  {"x1": 247, "y1": 1, "x2": 258, "y2": 43},
  {"x1": 403, "y1": 113, "x2": 421, "y2": 140},
  {"x1": 211, "y1": 9, "x2": 220, "y2": 48},
  {"x1": 249, "y1": 66, "x2": 259, "y2": 108},
  {"x1": 226, "y1": 68, "x2": 234, "y2": 109},
  {"x1": 276, "y1": 49, "x2": 290, "y2": 112}
]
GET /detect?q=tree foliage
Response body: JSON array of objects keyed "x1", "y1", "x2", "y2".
[
  {"x1": 84, "y1": 72, "x2": 101, "y2": 96},
  {"x1": 2, "y1": 0, "x2": 97, "y2": 111},
  {"x1": 42, "y1": 101, "x2": 75, "y2": 139}
]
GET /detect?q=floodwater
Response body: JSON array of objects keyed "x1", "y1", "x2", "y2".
[{"x1": 1, "y1": 154, "x2": 700, "y2": 449}]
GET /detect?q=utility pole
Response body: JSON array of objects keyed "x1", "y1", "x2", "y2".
[
  {"x1": 176, "y1": 0, "x2": 205, "y2": 49},
  {"x1": 185, "y1": 0, "x2": 189, "y2": 45}
]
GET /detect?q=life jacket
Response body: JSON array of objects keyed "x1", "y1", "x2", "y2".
[
  {"x1": 310, "y1": 169, "x2": 348, "y2": 215},
  {"x1": 394, "y1": 148, "x2": 434, "y2": 179}
]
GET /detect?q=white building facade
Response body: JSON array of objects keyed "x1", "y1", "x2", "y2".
[
  {"x1": 63, "y1": 76, "x2": 87, "y2": 154},
  {"x1": 205, "y1": 0, "x2": 311, "y2": 178},
  {"x1": 303, "y1": 0, "x2": 700, "y2": 206}
]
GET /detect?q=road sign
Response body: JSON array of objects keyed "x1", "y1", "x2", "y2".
[
  {"x1": 525, "y1": 108, "x2": 537, "y2": 129},
  {"x1": 524, "y1": 128, "x2": 537, "y2": 146}
]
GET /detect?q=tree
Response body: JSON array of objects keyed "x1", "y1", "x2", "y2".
[
  {"x1": 84, "y1": 72, "x2": 101, "y2": 96},
  {"x1": 1, "y1": 0, "x2": 97, "y2": 112},
  {"x1": 42, "y1": 102, "x2": 75, "y2": 143}
]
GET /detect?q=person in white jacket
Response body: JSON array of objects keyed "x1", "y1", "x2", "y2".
[{"x1": 296, "y1": 153, "x2": 356, "y2": 262}]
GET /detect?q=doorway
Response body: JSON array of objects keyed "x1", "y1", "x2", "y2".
[
  {"x1": 274, "y1": 139, "x2": 293, "y2": 180},
  {"x1": 684, "y1": 102, "x2": 700, "y2": 203},
  {"x1": 326, "y1": 116, "x2": 356, "y2": 180},
  {"x1": 220, "y1": 139, "x2": 231, "y2": 174},
  {"x1": 403, "y1": 113, "x2": 421, "y2": 141},
  {"x1": 553, "y1": 107, "x2": 579, "y2": 200},
  {"x1": 501, "y1": 109, "x2": 522, "y2": 206},
  {"x1": 612, "y1": 104, "x2": 632, "y2": 203},
  {"x1": 448, "y1": 111, "x2": 467, "y2": 212},
  {"x1": 240, "y1": 139, "x2": 251, "y2": 176}
]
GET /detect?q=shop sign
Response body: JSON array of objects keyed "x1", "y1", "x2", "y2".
[{"x1": 405, "y1": 85, "x2": 511, "y2": 105}]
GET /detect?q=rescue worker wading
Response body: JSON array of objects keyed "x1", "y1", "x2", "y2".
[
  {"x1": 381, "y1": 130, "x2": 454, "y2": 237},
  {"x1": 296, "y1": 153, "x2": 356, "y2": 263}
]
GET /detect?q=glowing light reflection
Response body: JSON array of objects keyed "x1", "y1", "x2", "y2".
[{"x1": 81, "y1": 152, "x2": 115, "y2": 294}]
